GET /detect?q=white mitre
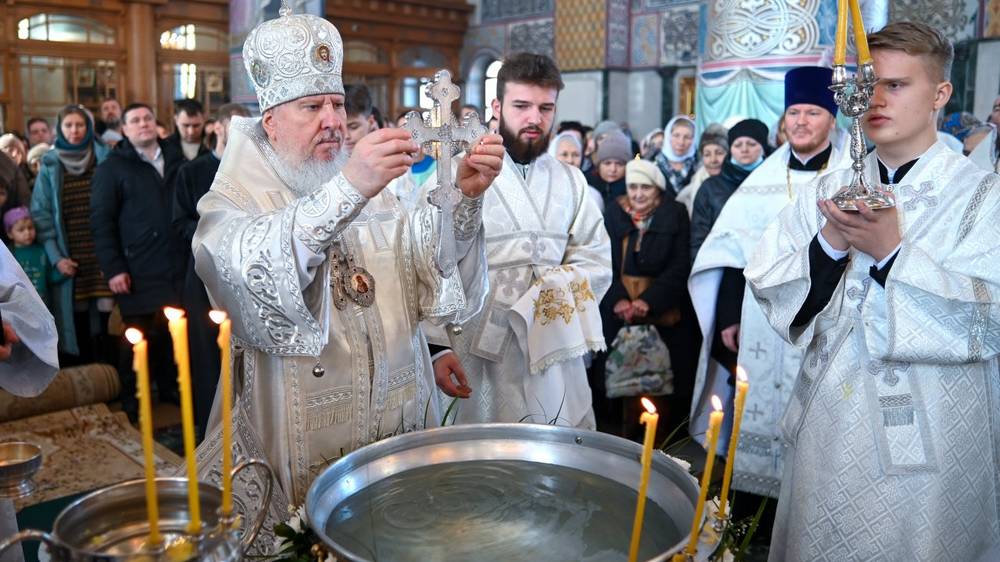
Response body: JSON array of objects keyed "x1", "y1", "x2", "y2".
[{"x1": 242, "y1": 0, "x2": 344, "y2": 111}]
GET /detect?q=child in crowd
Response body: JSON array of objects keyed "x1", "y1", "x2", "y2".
[{"x1": 4, "y1": 206, "x2": 66, "y2": 308}]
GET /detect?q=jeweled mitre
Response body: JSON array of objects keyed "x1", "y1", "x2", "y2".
[{"x1": 242, "y1": 3, "x2": 344, "y2": 111}]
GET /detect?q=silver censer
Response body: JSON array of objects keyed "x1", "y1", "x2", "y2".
[{"x1": 829, "y1": 61, "x2": 895, "y2": 210}]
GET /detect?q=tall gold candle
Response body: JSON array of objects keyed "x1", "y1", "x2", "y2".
[
  {"x1": 849, "y1": 0, "x2": 872, "y2": 63},
  {"x1": 834, "y1": 0, "x2": 849, "y2": 65},
  {"x1": 126, "y1": 328, "x2": 161, "y2": 546},
  {"x1": 717, "y1": 367, "x2": 749, "y2": 521},
  {"x1": 164, "y1": 306, "x2": 201, "y2": 534},
  {"x1": 684, "y1": 395, "x2": 723, "y2": 558},
  {"x1": 628, "y1": 398, "x2": 659, "y2": 562},
  {"x1": 209, "y1": 310, "x2": 233, "y2": 516}
]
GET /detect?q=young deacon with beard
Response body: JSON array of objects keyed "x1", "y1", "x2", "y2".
[{"x1": 426, "y1": 53, "x2": 612, "y2": 428}]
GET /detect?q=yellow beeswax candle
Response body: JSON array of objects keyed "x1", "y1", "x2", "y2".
[
  {"x1": 209, "y1": 310, "x2": 234, "y2": 516},
  {"x1": 127, "y1": 327, "x2": 161, "y2": 546},
  {"x1": 849, "y1": 0, "x2": 872, "y2": 63},
  {"x1": 628, "y1": 397, "x2": 659, "y2": 562},
  {"x1": 164, "y1": 306, "x2": 201, "y2": 534},
  {"x1": 834, "y1": 0, "x2": 849, "y2": 65},
  {"x1": 717, "y1": 367, "x2": 749, "y2": 521},
  {"x1": 685, "y1": 395, "x2": 724, "y2": 558}
]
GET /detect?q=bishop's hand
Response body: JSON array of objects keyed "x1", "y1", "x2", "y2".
[
  {"x1": 455, "y1": 134, "x2": 505, "y2": 199},
  {"x1": 342, "y1": 128, "x2": 420, "y2": 199}
]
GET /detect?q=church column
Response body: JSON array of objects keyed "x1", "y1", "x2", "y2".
[
  {"x1": 696, "y1": 0, "x2": 888, "y2": 131},
  {"x1": 124, "y1": 1, "x2": 158, "y2": 105}
]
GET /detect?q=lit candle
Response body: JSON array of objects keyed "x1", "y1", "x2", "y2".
[
  {"x1": 628, "y1": 398, "x2": 659, "y2": 562},
  {"x1": 834, "y1": 0, "x2": 849, "y2": 66},
  {"x1": 849, "y1": 0, "x2": 871, "y2": 63},
  {"x1": 717, "y1": 367, "x2": 749, "y2": 522},
  {"x1": 209, "y1": 310, "x2": 233, "y2": 516},
  {"x1": 127, "y1": 327, "x2": 161, "y2": 546},
  {"x1": 685, "y1": 395, "x2": 724, "y2": 558},
  {"x1": 164, "y1": 306, "x2": 201, "y2": 534}
]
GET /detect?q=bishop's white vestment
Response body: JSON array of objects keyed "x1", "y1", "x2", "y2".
[
  {"x1": 188, "y1": 117, "x2": 488, "y2": 550},
  {"x1": 688, "y1": 136, "x2": 848, "y2": 497},
  {"x1": 429, "y1": 153, "x2": 612, "y2": 428},
  {"x1": 747, "y1": 141, "x2": 1000, "y2": 561}
]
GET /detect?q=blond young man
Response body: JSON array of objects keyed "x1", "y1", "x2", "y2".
[{"x1": 747, "y1": 22, "x2": 1000, "y2": 561}]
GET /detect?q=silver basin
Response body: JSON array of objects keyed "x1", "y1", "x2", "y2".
[
  {"x1": 306, "y1": 423, "x2": 699, "y2": 562},
  {"x1": 0, "y1": 442, "x2": 42, "y2": 499}
]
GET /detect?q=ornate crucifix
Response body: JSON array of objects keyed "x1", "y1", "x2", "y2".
[{"x1": 402, "y1": 70, "x2": 487, "y2": 278}]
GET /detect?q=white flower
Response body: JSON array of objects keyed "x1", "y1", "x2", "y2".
[
  {"x1": 324, "y1": 555, "x2": 337, "y2": 562},
  {"x1": 665, "y1": 453, "x2": 691, "y2": 472}
]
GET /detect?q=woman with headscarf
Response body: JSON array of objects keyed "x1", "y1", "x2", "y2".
[
  {"x1": 596, "y1": 159, "x2": 700, "y2": 439},
  {"x1": 655, "y1": 116, "x2": 698, "y2": 197},
  {"x1": 689, "y1": 118, "x2": 769, "y2": 263},
  {"x1": 639, "y1": 128, "x2": 664, "y2": 160},
  {"x1": 549, "y1": 131, "x2": 605, "y2": 213},
  {"x1": 30, "y1": 105, "x2": 112, "y2": 364},
  {"x1": 676, "y1": 132, "x2": 728, "y2": 217}
]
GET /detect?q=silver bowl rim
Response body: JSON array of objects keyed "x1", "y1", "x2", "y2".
[
  {"x1": 305, "y1": 423, "x2": 701, "y2": 562},
  {"x1": 0, "y1": 441, "x2": 42, "y2": 466},
  {"x1": 49, "y1": 476, "x2": 227, "y2": 557}
]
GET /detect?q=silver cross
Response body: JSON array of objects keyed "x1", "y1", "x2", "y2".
[{"x1": 401, "y1": 70, "x2": 487, "y2": 278}]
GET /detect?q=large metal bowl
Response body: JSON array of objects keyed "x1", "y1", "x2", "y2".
[{"x1": 306, "y1": 423, "x2": 699, "y2": 562}]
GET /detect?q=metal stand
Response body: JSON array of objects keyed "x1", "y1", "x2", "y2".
[
  {"x1": 0, "y1": 443, "x2": 41, "y2": 562},
  {"x1": 829, "y1": 62, "x2": 895, "y2": 211}
]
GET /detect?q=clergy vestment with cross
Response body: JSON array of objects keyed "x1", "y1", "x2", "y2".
[
  {"x1": 402, "y1": 70, "x2": 487, "y2": 278},
  {"x1": 424, "y1": 151, "x2": 612, "y2": 428},
  {"x1": 687, "y1": 136, "x2": 850, "y2": 499},
  {"x1": 748, "y1": 141, "x2": 1000, "y2": 561}
]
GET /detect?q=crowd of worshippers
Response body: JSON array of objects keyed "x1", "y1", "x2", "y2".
[{"x1": 1, "y1": 66, "x2": 999, "y2": 444}]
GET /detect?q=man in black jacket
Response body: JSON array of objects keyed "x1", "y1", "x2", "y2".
[
  {"x1": 92, "y1": 102, "x2": 185, "y2": 410},
  {"x1": 165, "y1": 99, "x2": 209, "y2": 162},
  {"x1": 172, "y1": 102, "x2": 249, "y2": 436}
]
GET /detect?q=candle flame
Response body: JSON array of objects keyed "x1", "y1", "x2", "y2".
[
  {"x1": 125, "y1": 327, "x2": 144, "y2": 344},
  {"x1": 640, "y1": 397, "x2": 657, "y2": 414},
  {"x1": 737, "y1": 366, "x2": 749, "y2": 383},
  {"x1": 163, "y1": 307, "x2": 185, "y2": 321},
  {"x1": 711, "y1": 395, "x2": 723, "y2": 411},
  {"x1": 208, "y1": 310, "x2": 228, "y2": 325}
]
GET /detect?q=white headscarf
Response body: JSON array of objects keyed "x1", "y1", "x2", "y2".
[
  {"x1": 547, "y1": 131, "x2": 583, "y2": 162},
  {"x1": 660, "y1": 115, "x2": 697, "y2": 162}
]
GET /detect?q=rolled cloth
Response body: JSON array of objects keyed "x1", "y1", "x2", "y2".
[
  {"x1": 0, "y1": 363, "x2": 120, "y2": 422},
  {"x1": 626, "y1": 159, "x2": 667, "y2": 190}
]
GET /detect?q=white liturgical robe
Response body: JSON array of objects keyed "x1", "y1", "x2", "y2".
[
  {"x1": 429, "y1": 153, "x2": 612, "y2": 428},
  {"x1": 188, "y1": 117, "x2": 488, "y2": 551},
  {"x1": 747, "y1": 141, "x2": 1000, "y2": 561}
]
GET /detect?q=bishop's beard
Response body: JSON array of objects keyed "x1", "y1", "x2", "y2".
[
  {"x1": 272, "y1": 133, "x2": 349, "y2": 196},
  {"x1": 499, "y1": 115, "x2": 551, "y2": 165}
]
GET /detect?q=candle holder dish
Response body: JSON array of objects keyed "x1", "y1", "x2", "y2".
[
  {"x1": 829, "y1": 61, "x2": 895, "y2": 211},
  {"x1": 0, "y1": 459, "x2": 272, "y2": 562},
  {"x1": 307, "y1": 423, "x2": 705, "y2": 562},
  {"x1": 0, "y1": 442, "x2": 42, "y2": 500}
]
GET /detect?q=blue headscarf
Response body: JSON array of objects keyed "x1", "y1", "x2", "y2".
[{"x1": 54, "y1": 105, "x2": 96, "y2": 176}]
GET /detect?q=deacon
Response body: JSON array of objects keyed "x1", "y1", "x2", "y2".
[
  {"x1": 747, "y1": 23, "x2": 1000, "y2": 560},
  {"x1": 427, "y1": 53, "x2": 612, "y2": 428},
  {"x1": 688, "y1": 66, "x2": 849, "y2": 504},
  {"x1": 188, "y1": 3, "x2": 503, "y2": 548}
]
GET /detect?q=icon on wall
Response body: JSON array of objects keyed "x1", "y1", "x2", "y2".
[
  {"x1": 76, "y1": 67, "x2": 96, "y2": 88},
  {"x1": 206, "y1": 72, "x2": 224, "y2": 93}
]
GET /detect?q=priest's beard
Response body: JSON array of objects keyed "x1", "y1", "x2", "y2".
[
  {"x1": 272, "y1": 137, "x2": 349, "y2": 196},
  {"x1": 498, "y1": 115, "x2": 550, "y2": 165}
]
